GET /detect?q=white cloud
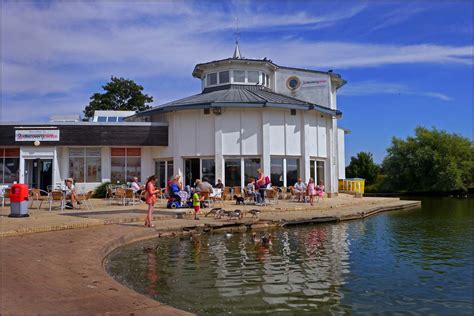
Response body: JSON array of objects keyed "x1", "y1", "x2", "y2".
[
  {"x1": 0, "y1": 1, "x2": 471, "y2": 122},
  {"x1": 339, "y1": 81, "x2": 452, "y2": 101}
]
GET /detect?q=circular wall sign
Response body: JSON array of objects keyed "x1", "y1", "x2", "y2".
[{"x1": 286, "y1": 76, "x2": 301, "y2": 90}]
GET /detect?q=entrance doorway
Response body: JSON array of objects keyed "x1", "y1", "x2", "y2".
[
  {"x1": 310, "y1": 160, "x2": 326, "y2": 185},
  {"x1": 25, "y1": 159, "x2": 53, "y2": 191},
  {"x1": 184, "y1": 158, "x2": 200, "y2": 187}
]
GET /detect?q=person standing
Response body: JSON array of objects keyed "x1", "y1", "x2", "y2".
[
  {"x1": 192, "y1": 191, "x2": 201, "y2": 220},
  {"x1": 307, "y1": 178, "x2": 317, "y2": 206},
  {"x1": 144, "y1": 175, "x2": 160, "y2": 228}
]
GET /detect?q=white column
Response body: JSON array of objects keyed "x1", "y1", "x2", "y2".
[
  {"x1": 102, "y1": 147, "x2": 111, "y2": 182},
  {"x1": 19, "y1": 148, "x2": 25, "y2": 184},
  {"x1": 283, "y1": 157, "x2": 287, "y2": 187},
  {"x1": 214, "y1": 113, "x2": 225, "y2": 185},
  {"x1": 171, "y1": 113, "x2": 183, "y2": 179},
  {"x1": 140, "y1": 147, "x2": 153, "y2": 181},
  {"x1": 261, "y1": 110, "x2": 271, "y2": 176},
  {"x1": 301, "y1": 112, "x2": 311, "y2": 183},
  {"x1": 52, "y1": 147, "x2": 61, "y2": 186},
  {"x1": 58, "y1": 147, "x2": 68, "y2": 183},
  {"x1": 327, "y1": 116, "x2": 338, "y2": 196}
]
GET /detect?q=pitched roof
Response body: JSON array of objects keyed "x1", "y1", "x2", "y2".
[{"x1": 132, "y1": 84, "x2": 341, "y2": 118}]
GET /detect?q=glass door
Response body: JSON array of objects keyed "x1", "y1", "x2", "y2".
[
  {"x1": 310, "y1": 160, "x2": 326, "y2": 185},
  {"x1": 184, "y1": 158, "x2": 200, "y2": 187},
  {"x1": 24, "y1": 158, "x2": 52, "y2": 191}
]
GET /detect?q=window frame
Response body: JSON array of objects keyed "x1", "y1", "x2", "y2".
[{"x1": 69, "y1": 147, "x2": 102, "y2": 183}]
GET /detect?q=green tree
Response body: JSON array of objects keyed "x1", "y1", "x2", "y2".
[
  {"x1": 83, "y1": 76, "x2": 153, "y2": 119},
  {"x1": 382, "y1": 126, "x2": 474, "y2": 193},
  {"x1": 345, "y1": 151, "x2": 380, "y2": 185}
]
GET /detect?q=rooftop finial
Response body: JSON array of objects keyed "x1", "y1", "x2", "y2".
[{"x1": 233, "y1": 17, "x2": 241, "y2": 59}]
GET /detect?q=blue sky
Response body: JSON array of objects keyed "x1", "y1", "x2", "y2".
[{"x1": 1, "y1": 1, "x2": 472, "y2": 163}]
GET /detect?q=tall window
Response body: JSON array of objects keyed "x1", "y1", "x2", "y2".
[
  {"x1": 219, "y1": 71, "x2": 230, "y2": 84},
  {"x1": 225, "y1": 159, "x2": 241, "y2": 187},
  {"x1": 233, "y1": 70, "x2": 245, "y2": 83},
  {"x1": 69, "y1": 148, "x2": 101, "y2": 182},
  {"x1": 247, "y1": 71, "x2": 259, "y2": 83},
  {"x1": 316, "y1": 161, "x2": 325, "y2": 184},
  {"x1": 286, "y1": 158, "x2": 299, "y2": 187},
  {"x1": 202, "y1": 159, "x2": 216, "y2": 185},
  {"x1": 155, "y1": 160, "x2": 173, "y2": 188},
  {"x1": 244, "y1": 158, "x2": 261, "y2": 184},
  {"x1": 207, "y1": 73, "x2": 217, "y2": 86},
  {"x1": 111, "y1": 148, "x2": 141, "y2": 184},
  {"x1": 0, "y1": 148, "x2": 20, "y2": 184},
  {"x1": 270, "y1": 158, "x2": 284, "y2": 187}
]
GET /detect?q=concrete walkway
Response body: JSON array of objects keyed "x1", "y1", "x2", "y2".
[{"x1": 0, "y1": 196, "x2": 421, "y2": 315}]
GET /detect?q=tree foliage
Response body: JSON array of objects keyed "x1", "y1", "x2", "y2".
[
  {"x1": 345, "y1": 151, "x2": 380, "y2": 185},
  {"x1": 83, "y1": 76, "x2": 153, "y2": 119},
  {"x1": 382, "y1": 126, "x2": 474, "y2": 193}
]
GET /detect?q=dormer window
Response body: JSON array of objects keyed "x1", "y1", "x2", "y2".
[
  {"x1": 219, "y1": 71, "x2": 229, "y2": 84},
  {"x1": 234, "y1": 70, "x2": 245, "y2": 83},
  {"x1": 247, "y1": 71, "x2": 259, "y2": 84},
  {"x1": 207, "y1": 73, "x2": 217, "y2": 86}
]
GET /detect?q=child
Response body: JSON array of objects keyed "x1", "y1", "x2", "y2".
[
  {"x1": 316, "y1": 181, "x2": 325, "y2": 201},
  {"x1": 307, "y1": 177, "x2": 316, "y2": 206},
  {"x1": 192, "y1": 191, "x2": 201, "y2": 220}
]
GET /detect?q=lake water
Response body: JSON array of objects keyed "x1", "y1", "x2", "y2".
[{"x1": 106, "y1": 197, "x2": 473, "y2": 315}]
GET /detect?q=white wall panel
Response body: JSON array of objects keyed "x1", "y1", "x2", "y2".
[
  {"x1": 285, "y1": 111, "x2": 301, "y2": 155},
  {"x1": 338, "y1": 128, "x2": 346, "y2": 179},
  {"x1": 268, "y1": 110, "x2": 285, "y2": 155},
  {"x1": 317, "y1": 115, "x2": 327, "y2": 158},
  {"x1": 307, "y1": 113, "x2": 318, "y2": 157},
  {"x1": 222, "y1": 109, "x2": 241, "y2": 155},
  {"x1": 241, "y1": 109, "x2": 261, "y2": 155},
  {"x1": 177, "y1": 111, "x2": 197, "y2": 156},
  {"x1": 196, "y1": 111, "x2": 215, "y2": 156}
]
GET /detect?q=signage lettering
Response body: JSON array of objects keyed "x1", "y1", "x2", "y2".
[{"x1": 15, "y1": 130, "x2": 60, "y2": 142}]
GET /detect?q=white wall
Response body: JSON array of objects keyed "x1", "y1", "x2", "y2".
[
  {"x1": 274, "y1": 68, "x2": 332, "y2": 109},
  {"x1": 338, "y1": 128, "x2": 346, "y2": 179}
]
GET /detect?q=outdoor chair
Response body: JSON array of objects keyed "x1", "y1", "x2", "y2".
[
  {"x1": 125, "y1": 188, "x2": 139, "y2": 205},
  {"x1": 210, "y1": 188, "x2": 224, "y2": 205},
  {"x1": 265, "y1": 188, "x2": 279, "y2": 205},
  {"x1": 222, "y1": 187, "x2": 231, "y2": 201},
  {"x1": 106, "y1": 185, "x2": 116, "y2": 204},
  {"x1": 279, "y1": 187, "x2": 288, "y2": 200},
  {"x1": 48, "y1": 191, "x2": 65, "y2": 212},
  {"x1": 233, "y1": 186, "x2": 242, "y2": 197},
  {"x1": 242, "y1": 188, "x2": 256, "y2": 204},
  {"x1": 29, "y1": 188, "x2": 50, "y2": 209},
  {"x1": 1, "y1": 188, "x2": 11, "y2": 207},
  {"x1": 115, "y1": 187, "x2": 127, "y2": 205},
  {"x1": 199, "y1": 191, "x2": 212, "y2": 208},
  {"x1": 76, "y1": 190, "x2": 94, "y2": 210}
]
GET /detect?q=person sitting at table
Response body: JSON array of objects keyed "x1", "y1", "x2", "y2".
[
  {"x1": 215, "y1": 179, "x2": 224, "y2": 190},
  {"x1": 195, "y1": 177, "x2": 213, "y2": 194},
  {"x1": 293, "y1": 178, "x2": 306, "y2": 202},
  {"x1": 64, "y1": 178, "x2": 78, "y2": 208},
  {"x1": 247, "y1": 177, "x2": 262, "y2": 204},
  {"x1": 130, "y1": 177, "x2": 143, "y2": 194}
]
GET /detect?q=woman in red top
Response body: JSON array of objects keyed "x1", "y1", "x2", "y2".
[{"x1": 144, "y1": 175, "x2": 160, "y2": 228}]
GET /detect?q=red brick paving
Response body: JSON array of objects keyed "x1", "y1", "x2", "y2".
[{"x1": 0, "y1": 223, "x2": 193, "y2": 315}]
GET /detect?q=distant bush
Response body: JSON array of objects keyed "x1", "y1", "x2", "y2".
[
  {"x1": 382, "y1": 127, "x2": 474, "y2": 193},
  {"x1": 93, "y1": 181, "x2": 111, "y2": 198}
]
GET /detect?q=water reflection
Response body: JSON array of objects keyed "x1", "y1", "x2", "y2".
[{"x1": 107, "y1": 197, "x2": 473, "y2": 315}]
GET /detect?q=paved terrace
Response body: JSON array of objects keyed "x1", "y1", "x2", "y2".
[{"x1": 0, "y1": 195, "x2": 420, "y2": 315}]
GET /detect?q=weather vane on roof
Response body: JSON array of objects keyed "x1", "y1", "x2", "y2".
[{"x1": 233, "y1": 16, "x2": 242, "y2": 59}]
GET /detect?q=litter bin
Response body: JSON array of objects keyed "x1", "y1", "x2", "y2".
[{"x1": 9, "y1": 183, "x2": 29, "y2": 218}]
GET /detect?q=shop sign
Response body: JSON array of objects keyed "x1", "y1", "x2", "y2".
[
  {"x1": 15, "y1": 130, "x2": 60, "y2": 142},
  {"x1": 301, "y1": 79, "x2": 328, "y2": 88}
]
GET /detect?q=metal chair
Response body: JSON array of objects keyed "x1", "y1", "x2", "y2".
[
  {"x1": 29, "y1": 188, "x2": 50, "y2": 209},
  {"x1": 1, "y1": 187, "x2": 11, "y2": 208},
  {"x1": 49, "y1": 191, "x2": 65, "y2": 212},
  {"x1": 76, "y1": 190, "x2": 94, "y2": 210}
]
